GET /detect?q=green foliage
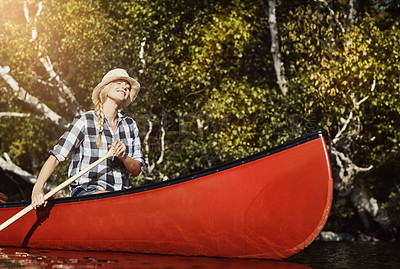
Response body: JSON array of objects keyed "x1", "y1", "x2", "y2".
[
  {"x1": 281, "y1": 5, "x2": 400, "y2": 162},
  {"x1": 111, "y1": 0, "x2": 285, "y2": 172},
  {"x1": 35, "y1": 0, "x2": 117, "y2": 110},
  {"x1": 384, "y1": 185, "x2": 400, "y2": 228},
  {"x1": 0, "y1": 117, "x2": 57, "y2": 172}
]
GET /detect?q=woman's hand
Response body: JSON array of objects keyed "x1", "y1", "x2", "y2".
[
  {"x1": 109, "y1": 140, "x2": 141, "y2": 176},
  {"x1": 109, "y1": 140, "x2": 127, "y2": 160},
  {"x1": 31, "y1": 187, "x2": 47, "y2": 209}
]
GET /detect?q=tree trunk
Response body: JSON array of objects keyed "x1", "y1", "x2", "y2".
[
  {"x1": 0, "y1": 65, "x2": 68, "y2": 129},
  {"x1": 329, "y1": 81, "x2": 390, "y2": 235},
  {"x1": 350, "y1": 187, "x2": 390, "y2": 231},
  {"x1": 0, "y1": 153, "x2": 36, "y2": 184},
  {"x1": 347, "y1": 0, "x2": 357, "y2": 26},
  {"x1": 262, "y1": 0, "x2": 288, "y2": 95}
]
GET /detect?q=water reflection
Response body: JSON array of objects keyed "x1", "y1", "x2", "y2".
[
  {"x1": 288, "y1": 241, "x2": 400, "y2": 268},
  {"x1": 0, "y1": 247, "x2": 309, "y2": 268},
  {"x1": 2, "y1": 241, "x2": 400, "y2": 268}
]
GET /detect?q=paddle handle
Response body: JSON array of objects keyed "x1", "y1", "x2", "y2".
[{"x1": 0, "y1": 151, "x2": 113, "y2": 232}]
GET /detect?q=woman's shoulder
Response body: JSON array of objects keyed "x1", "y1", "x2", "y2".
[
  {"x1": 74, "y1": 110, "x2": 97, "y2": 121},
  {"x1": 119, "y1": 113, "x2": 140, "y2": 129},
  {"x1": 67, "y1": 111, "x2": 97, "y2": 130},
  {"x1": 118, "y1": 112, "x2": 134, "y2": 122}
]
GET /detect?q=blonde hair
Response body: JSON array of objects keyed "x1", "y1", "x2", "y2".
[{"x1": 94, "y1": 84, "x2": 111, "y2": 149}]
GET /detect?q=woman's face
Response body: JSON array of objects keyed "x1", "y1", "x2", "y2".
[{"x1": 105, "y1": 79, "x2": 131, "y2": 105}]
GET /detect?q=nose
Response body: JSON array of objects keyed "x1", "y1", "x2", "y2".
[{"x1": 123, "y1": 82, "x2": 131, "y2": 91}]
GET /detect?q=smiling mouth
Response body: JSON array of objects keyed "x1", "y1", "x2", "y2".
[{"x1": 116, "y1": 90, "x2": 126, "y2": 96}]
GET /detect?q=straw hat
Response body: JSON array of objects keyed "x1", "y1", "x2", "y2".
[{"x1": 92, "y1": 68, "x2": 140, "y2": 107}]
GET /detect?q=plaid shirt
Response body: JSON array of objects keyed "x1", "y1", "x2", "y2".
[{"x1": 50, "y1": 110, "x2": 144, "y2": 196}]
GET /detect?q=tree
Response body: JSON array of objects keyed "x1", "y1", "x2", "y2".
[
  {"x1": 0, "y1": 0, "x2": 121, "y2": 196},
  {"x1": 280, "y1": 1, "x2": 400, "y2": 238}
]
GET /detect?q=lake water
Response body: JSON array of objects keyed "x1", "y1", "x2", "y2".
[{"x1": 1, "y1": 241, "x2": 399, "y2": 268}]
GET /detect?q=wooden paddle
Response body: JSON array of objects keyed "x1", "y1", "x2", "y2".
[
  {"x1": 0, "y1": 192, "x2": 8, "y2": 203},
  {"x1": 0, "y1": 150, "x2": 114, "y2": 232}
]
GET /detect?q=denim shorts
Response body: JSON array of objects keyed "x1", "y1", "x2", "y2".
[{"x1": 71, "y1": 186, "x2": 98, "y2": 197}]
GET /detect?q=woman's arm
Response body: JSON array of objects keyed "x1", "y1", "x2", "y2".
[
  {"x1": 120, "y1": 155, "x2": 142, "y2": 176},
  {"x1": 31, "y1": 155, "x2": 60, "y2": 209}
]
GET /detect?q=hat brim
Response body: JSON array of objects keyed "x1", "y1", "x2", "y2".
[{"x1": 92, "y1": 75, "x2": 140, "y2": 107}]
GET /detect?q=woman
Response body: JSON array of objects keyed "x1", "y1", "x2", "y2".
[{"x1": 31, "y1": 68, "x2": 144, "y2": 209}]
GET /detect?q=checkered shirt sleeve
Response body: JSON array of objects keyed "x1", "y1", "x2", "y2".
[{"x1": 50, "y1": 114, "x2": 86, "y2": 163}]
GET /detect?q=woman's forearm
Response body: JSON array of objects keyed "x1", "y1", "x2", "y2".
[
  {"x1": 33, "y1": 155, "x2": 60, "y2": 190},
  {"x1": 31, "y1": 155, "x2": 59, "y2": 208},
  {"x1": 121, "y1": 156, "x2": 142, "y2": 176}
]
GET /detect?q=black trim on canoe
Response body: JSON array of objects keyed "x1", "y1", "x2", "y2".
[{"x1": 0, "y1": 131, "x2": 325, "y2": 208}]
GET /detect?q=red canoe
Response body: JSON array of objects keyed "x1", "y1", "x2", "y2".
[{"x1": 0, "y1": 132, "x2": 333, "y2": 260}]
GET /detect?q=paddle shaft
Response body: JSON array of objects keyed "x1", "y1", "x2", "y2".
[
  {"x1": 0, "y1": 192, "x2": 8, "y2": 203},
  {"x1": 0, "y1": 151, "x2": 113, "y2": 232}
]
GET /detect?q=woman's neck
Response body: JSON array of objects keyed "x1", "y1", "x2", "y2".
[{"x1": 103, "y1": 99, "x2": 119, "y2": 123}]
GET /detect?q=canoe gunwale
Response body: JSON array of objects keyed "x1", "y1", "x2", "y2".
[{"x1": 0, "y1": 131, "x2": 325, "y2": 209}]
